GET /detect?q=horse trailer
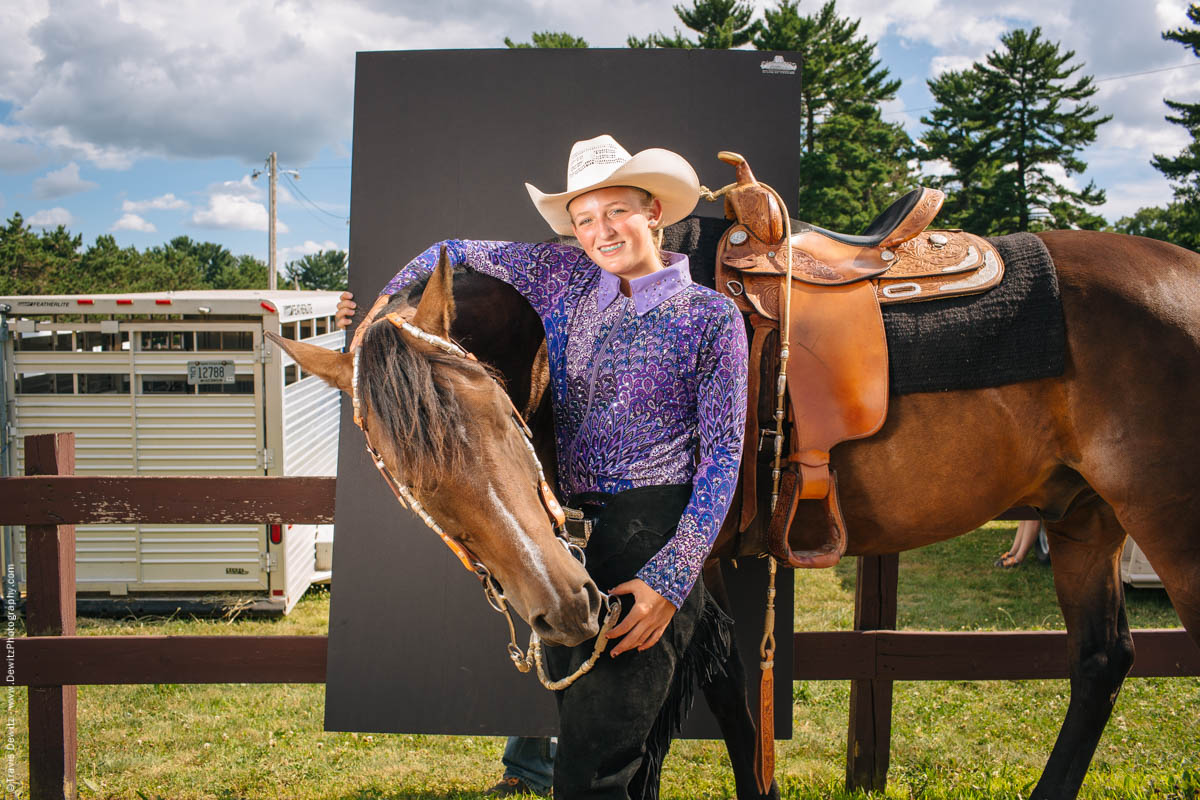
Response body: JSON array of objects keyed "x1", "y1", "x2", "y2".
[{"x1": 0, "y1": 290, "x2": 344, "y2": 614}]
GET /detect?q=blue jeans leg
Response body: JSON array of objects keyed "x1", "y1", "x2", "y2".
[{"x1": 502, "y1": 735, "x2": 556, "y2": 794}]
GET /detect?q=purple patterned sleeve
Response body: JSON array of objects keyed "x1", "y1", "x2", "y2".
[
  {"x1": 636, "y1": 301, "x2": 748, "y2": 607},
  {"x1": 380, "y1": 239, "x2": 579, "y2": 317}
]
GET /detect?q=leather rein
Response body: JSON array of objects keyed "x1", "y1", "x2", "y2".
[{"x1": 351, "y1": 311, "x2": 619, "y2": 690}]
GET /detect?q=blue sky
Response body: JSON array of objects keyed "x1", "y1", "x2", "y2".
[{"x1": 1, "y1": 0, "x2": 1196, "y2": 267}]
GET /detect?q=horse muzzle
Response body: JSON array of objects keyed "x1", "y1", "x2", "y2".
[{"x1": 527, "y1": 577, "x2": 603, "y2": 647}]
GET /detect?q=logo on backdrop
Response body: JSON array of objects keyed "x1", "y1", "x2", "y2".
[{"x1": 760, "y1": 55, "x2": 798, "y2": 76}]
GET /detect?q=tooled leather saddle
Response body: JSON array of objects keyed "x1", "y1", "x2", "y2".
[{"x1": 712, "y1": 152, "x2": 1004, "y2": 568}]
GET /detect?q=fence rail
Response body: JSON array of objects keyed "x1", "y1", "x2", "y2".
[
  {"x1": 7, "y1": 433, "x2": 1200, "y2": 800},
  {"x1": 0, "y1": 475, "x2": 335, "y2": 524}
]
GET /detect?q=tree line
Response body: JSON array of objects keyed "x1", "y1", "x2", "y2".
[
  {"x1": 512, "y1": 0, "x2": 1200, "y2": 251},
  {"x1": 6, "y1": 0, "x2": 1197, "y2": 296},
  {"x1": 0, "y1": 213, "x2": 349, "y2": 295}
]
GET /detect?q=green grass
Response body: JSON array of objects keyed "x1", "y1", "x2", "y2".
[{"x1": 10, "y1": 523, "x2": 1200, "y2": 798}]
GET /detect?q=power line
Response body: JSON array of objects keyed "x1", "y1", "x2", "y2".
[
  {"x1": 883, "y1": 60, "x2": 1200, "y2": 117},
  {"x1": 1094, "y1": 60, "x2": 1200, "y2": 83},
  {"x1": 281, "y1": 172, "x2": 349, "y2": 223}
]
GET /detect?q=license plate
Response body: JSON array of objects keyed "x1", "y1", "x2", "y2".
[{"x1": 187, "y1": 360, "x2": 236, "y2": 385}]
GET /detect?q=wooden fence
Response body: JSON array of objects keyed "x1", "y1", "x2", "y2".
[{"x1": 6, "y1": 432, "x2": 1200, "y2": 800}]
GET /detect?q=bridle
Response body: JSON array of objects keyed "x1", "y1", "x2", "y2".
[{"x1": 352, "y1": 311, "x2": 620, "y2": 690}]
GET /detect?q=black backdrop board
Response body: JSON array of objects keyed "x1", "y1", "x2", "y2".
[{"x1": 326, "y1": 49, "x2": 800, "y2": 737}]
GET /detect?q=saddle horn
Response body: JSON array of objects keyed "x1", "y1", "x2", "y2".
[{"x1": 718, "y1": 151, "x2": 785, "y2": 243}]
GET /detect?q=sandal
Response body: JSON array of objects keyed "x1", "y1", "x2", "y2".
[{"x1": 994, "y1": 551, "x2": 1021, "y2": 568}]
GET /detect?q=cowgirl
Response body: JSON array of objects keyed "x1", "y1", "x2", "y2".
[{"x1": 339, "y1": 135, "x2": 747, "y2": 799}]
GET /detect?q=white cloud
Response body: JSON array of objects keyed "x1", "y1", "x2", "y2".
[
  {"x1": 207, "y1": 175, "x2": 262, "y2": 199},
  {"x1": 1037, "y1": 162, "x2": 1083, "y2": 194},
  {"x1": 0, "y1": 123, "x2": 42, "y2": 173},
  {"x1": 0, "y1": 0, "x2": 695, "y2": 170},
  {"x1": 32, "y1": 161, "x2": 98, "y2": 199},
  {"x1": 920, "y1": 158, "x2": 955, "y2": 178},
  {"x1": 280, "y1": 239, "x2": 343, "y2": 264},
  {"x1": 192, "y1": 192, "x2": 288, "y2": 233},
  {"x1": 1098, "y1": 175, "x2": 1178, "y2": 221},
  {"x1": 37, "y1": 125, "x2": 136, "y2": 170},
  {"x1": 928, "y1": 54, "x2": 977, "y2": 77},
  {"x1": 112, "y1": 212, "x2": 156, "y2": 232},
  {"x1": 122, "y1": 192, "x2": 188, "y2": 213},
  {"x1": 27, "y1": 207, "x2": 74, "y2": 227}
]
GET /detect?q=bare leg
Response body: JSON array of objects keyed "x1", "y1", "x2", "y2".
[{"x1": 996, "y1": 518, "x2": 1040, "y2": 568}]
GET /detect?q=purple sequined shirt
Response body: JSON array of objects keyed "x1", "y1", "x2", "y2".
[{"x1": 383, "y1": 240, "x2": 747, "y2": 607}]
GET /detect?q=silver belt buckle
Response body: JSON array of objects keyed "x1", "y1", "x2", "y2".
[{"x1": 563, "y1": 506, "x2": 594, "y2": 548}]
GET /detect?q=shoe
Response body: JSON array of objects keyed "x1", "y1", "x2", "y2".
[
  {"x1": 484, "y1": 776, "x2": 549, "y2": 797},
  {"x1": 994, "y1": 552, "x2": 1021, "y2": 568}
]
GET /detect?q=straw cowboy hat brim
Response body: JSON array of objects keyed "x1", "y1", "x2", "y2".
[{"x1": 525, "y1": 140, "x2": 700, "y2": 236}]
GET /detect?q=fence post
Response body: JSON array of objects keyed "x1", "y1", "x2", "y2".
[
  {"x1": 24, "y1": 433, "x2": 77, "y2": 800},
  {"x1": 846, "y1": 553, "x2": 899, "y2": 792}
]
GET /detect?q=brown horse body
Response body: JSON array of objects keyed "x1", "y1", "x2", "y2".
[{"x1": 281, "y1": 230, "x2": 1200, "y2": 799}]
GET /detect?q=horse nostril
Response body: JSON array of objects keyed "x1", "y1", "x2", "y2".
[
  {"x1": 583, "y1": 580, "x2": 602, "y2": 620},
  {"x1": 530, "y1": 612, "x2": 551, "y2": 636}
]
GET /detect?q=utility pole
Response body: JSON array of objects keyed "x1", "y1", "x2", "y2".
[
  {"x1": 268, "y1": 151, "x2": 278, "y2": 290},
  {"x1": 253, "y1": 152, "x2": 296, "y2": 289}
]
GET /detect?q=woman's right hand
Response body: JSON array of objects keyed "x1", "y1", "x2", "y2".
[{"x1": 335, "y1": 292, "x2": 357, "y2": 329}]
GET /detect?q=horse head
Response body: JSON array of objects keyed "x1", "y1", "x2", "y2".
[{"x1": 266, "y1": 248, "x2": 603, "y2": 646}]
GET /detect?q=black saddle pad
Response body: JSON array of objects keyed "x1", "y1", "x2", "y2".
[
  {"x1": 881, "y1": 232, "x2": 1065, "y2": 394},
  {"x1": 665, "y1": 219, "x2": 1065, "y2": 396}
]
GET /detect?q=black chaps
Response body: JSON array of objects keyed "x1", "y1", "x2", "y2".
[{"x1": 545, "y1": 484, "x2": 733, "y2": 800}]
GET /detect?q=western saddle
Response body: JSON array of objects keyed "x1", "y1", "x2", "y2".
[{"x1": 711, "y1": 152, "x2": 1004, "y2": 569}]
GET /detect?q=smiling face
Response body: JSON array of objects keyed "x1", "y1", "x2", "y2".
[{"x1": 568, "y1": 186, "x2": 664, "y2": 284}]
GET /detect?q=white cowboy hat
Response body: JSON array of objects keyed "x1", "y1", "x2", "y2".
[{"x1": 525, "y1": 134, "x2": 700, "y2": 236}]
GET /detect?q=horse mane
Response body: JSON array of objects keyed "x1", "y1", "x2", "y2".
[{"x1": 358, "y1": 300, "x2": 502, "y2": 490}]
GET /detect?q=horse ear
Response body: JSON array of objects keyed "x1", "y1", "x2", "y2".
[
  {"x1": 410, "y1": 246, "x2": 456, "y2": 339},
  {"x1": 263, "y1": 332, "x2": 353, "y2": 393}
]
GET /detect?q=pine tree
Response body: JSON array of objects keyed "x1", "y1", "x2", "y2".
[
  {"x1": 627, "y1": 0, "x2": 759, "y2": 49},
  {"x1": 212, "y1": 254, "x2": 268, "y2": 289},
  {"x1": 1112, "y1": 204, "x2": 1199, "y2": 251},
  {"x1": 504, "y1": 31, "x2": 588, "y2": 48},
  {"x1": 754, "y1": 1, "x2": 913, "y2": 230},
  {"x1": 284, "y1": 250, "x2": 348, "y2": 291},
  {"x1": 922, "y1": 68, "x2": 1010, "y2": 232},
  {"x1": 1140, "y1": 3, "x2": 1200, "y2": 250},
  {"x1": 920, "y1": 27, "x2": 1110, "y2": 234},
  {"x1": 58, "y1": 235, "x2": 141, "y2": 294},
  {"x1": 163, "y1": 236, "x2": 237, "y2": 285},
  {"x1": 0, "y1": 214, "x2": 83, "y2": 295},
  {"x1": 139, "y1": 242, "x2": 207, "y2": 292}
]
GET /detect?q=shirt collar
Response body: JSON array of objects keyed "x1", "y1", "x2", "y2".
[{"x1": 596, "y1": 252, "x2": 692, "y2": 315}]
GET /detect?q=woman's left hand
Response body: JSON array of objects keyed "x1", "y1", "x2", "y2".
[{"x1": 606, "y1": 579, "x2": 676, "y2": 656}]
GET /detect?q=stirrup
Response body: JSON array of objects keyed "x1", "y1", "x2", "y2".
[{"x1": 766, "y1": 467, "x2": 848, "y2": 568}]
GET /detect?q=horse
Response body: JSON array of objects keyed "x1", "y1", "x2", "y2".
[
  {"x1": 267, "y1": 257, "x2": 604, "y2": 649},
  {"x1": 276, "y1": 226, "x2": 1200, "y2": 800}
]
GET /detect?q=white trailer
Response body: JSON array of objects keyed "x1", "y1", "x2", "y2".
[{"x1": 0, "y1": 290, "x2": 344, "y2": 614}]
